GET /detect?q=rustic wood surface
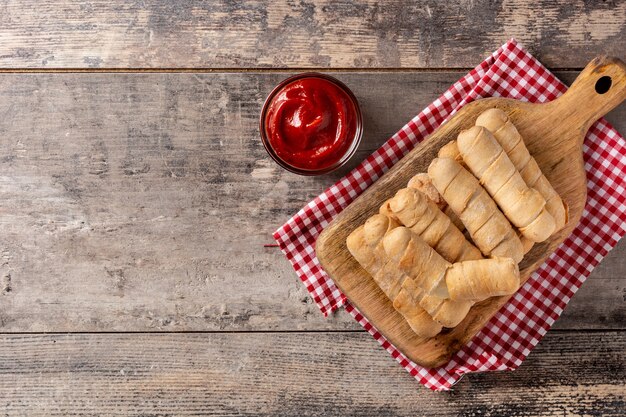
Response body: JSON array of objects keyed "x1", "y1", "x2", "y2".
[
  {"x1": 0, "y1": 72, "x2": 624, "y2": 334},
  {"x1": 0, "y1": 0, "x2": 624, "y2": 69},
  {"x1": 317, "y1": 57, "x2": 626, "y2": 367},
  {"x1": 0, "y1": 332, "x2": 624, "y2": 416},
  {"x1": 0, "y1": 0, "x2": 625, "y2": 414},
  {"x1": 0, "y1": 70, "x2": 623, "y2": 412}
]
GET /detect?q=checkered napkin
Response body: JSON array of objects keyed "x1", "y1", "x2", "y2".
[{"x1": 273, "y1": 39, "x2": 626, "y2": 391}]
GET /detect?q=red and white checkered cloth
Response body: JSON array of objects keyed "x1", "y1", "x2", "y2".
[{"x1": 273, "y1": 39, "x2": 626, "y2": 391}]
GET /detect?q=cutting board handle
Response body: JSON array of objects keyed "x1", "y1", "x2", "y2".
[{"x1": 545, "y1": 56, "x2": 626, "y2": 139}]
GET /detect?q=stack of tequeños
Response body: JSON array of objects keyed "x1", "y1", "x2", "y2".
[{"x1": 347, "y1": 108, "x2": 567, "y2": 338}]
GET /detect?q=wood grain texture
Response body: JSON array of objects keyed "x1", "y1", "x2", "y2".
[
  {"x1": 0, "y1": 0, "x2": 624, "y2": 69},
  {"x1": 316, "y1": 57, "x2": 626, "y2": 366},
  {"x1": 0, "y1": 71, "x2": 624, "y2": 333},
  {"x1": 0, "y1": 332, "x2": 623, "y2": 415}
]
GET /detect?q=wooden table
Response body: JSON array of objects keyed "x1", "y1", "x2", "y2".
[{"x1": 0, "y1": 1, "x2": 624, "y2": 415}]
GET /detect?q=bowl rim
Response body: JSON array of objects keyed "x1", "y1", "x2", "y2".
[{"x1": 259, "y1": 72, "x2": 363, "y2": 176}]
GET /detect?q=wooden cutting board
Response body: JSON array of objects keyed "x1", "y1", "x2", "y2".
[{"x1": 316, "y1": 56, "x2": 626, "y2": 368}]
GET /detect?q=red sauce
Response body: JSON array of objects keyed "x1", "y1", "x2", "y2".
[{"x1": 264, "y1": 77, "x2": 358, "y2": 171}]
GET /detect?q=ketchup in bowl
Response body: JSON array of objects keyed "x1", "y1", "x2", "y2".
[{"x1": 260, "y1": 73, "x2": 362, "y2": 175}]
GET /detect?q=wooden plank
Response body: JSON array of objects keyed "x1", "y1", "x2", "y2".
[
  {"x1": 0, "y1": 1, "x2": 624, "y2": 69},
  {"x1": 0, "y1": 332, "x2": 623, "y2": 415},
  {"x1": 0, "y1": 71, "x2": 624, "y2": 332}
]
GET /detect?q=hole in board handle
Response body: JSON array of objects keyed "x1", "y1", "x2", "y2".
[{"x1": 595, "y1": 76, "x2": 612, "y2": 94}]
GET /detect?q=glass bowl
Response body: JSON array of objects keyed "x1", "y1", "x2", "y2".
[{"x1": 259, "y1": 72, "x2": 363, "y2": 176}]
